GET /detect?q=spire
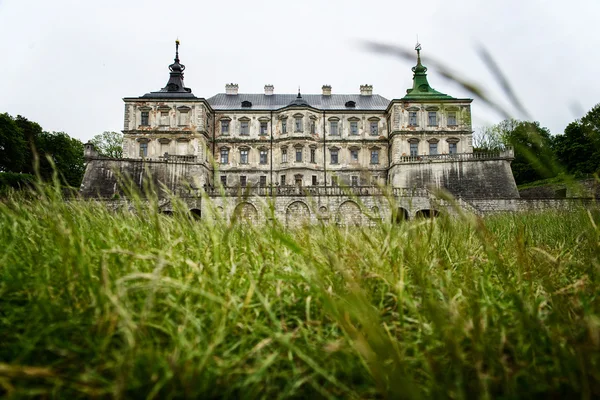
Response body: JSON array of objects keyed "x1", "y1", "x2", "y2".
[
  {"x1": 401, "y1": 43, "x2": 454, "y2": 100},
  {"x1": 289, "y1": 86, "x2": 309, "y2": 107},
  {"x1": 141, "y1": 39, "x2": 195, "y2": 98}
]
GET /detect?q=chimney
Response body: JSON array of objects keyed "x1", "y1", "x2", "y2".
[
  {"x1": 322, "y1": 85, "x2": 332, "y2": 96},
  {"x1": 360, "y1": 84, "x2": 373, "y2": 96},
  {"x1": 225, "y1": 83, "x2": 239, "y2": 95},
  {"x1": 264, "y1": 84, "x2": 274, "y2": 95}
]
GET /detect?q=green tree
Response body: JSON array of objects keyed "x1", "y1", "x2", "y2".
[
  {"x1": 0, "y1": 113, "x2": 27, "y2": 172},
  {"x1": 481, "y1": 119, "x2": 558, "y2": 185},
  {"x1": 90, "y1": 131, "x2": 123, "y2": 158},
  {"x1": 37, "y1": 131, "x2": 85, "y2": 187},
  {"x1": 553, "y1": 103, "x2": 600, "y2": 176},
  {"x1": 14, "y1": 115, "x2": 44, "y2": 175}
]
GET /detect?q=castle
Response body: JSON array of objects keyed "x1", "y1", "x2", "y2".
[{"x1": 81, "y1": 41, "x2": 524, "y2": 224}]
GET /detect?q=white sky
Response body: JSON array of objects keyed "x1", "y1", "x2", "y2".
[{"x1": 0, "y1": 0, "x2": 598, "y2": 142}]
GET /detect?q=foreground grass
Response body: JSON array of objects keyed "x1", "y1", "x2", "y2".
[{"x1": 0, "y1": 190, "x2": 599, "y2": 399}]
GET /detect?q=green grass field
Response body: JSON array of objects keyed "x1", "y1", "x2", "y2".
[{"x1": 0, "y1": 187, "x2": 599, "y2": 399}]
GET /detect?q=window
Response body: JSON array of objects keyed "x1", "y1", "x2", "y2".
[
  {"x1": 351, "y1": 176, "x2": 358, "y2": 187},
  {"x1": 371, "y1": 150, "x2": 379, "y2": 164},
  {"x1": 448, "y1": 112, "x2": 457, "y2": 126},
  {"x1": 330, "y1": 149, "x2": 339, "y2": 164},
  {"x1": 281, "y1": 148, "x2": 287, "y2": 163},
  {"x1": 310, "y1": 120, "x2": 316, "y2": 134},
  {"x1": 331, "y1": 176, "x2": 338, "y2": 186},
  {"x1": 260, "y1": 121, "x2": 268, "y2": 135},
  {"x1": 282, "y1": 120, "x2": 287, "y2": 134},
  {"x1": 312, "y1": 175, "x2": 318, "y2": 186},
  {"x1": 220, "y1": 175, "x2": 227, "y2": 186},
  {"x1": 350, "y1": 121, "x2": 358, "y2": 135},
  {"x1": 280, "y1": 175, "x2": 286, "y2": 186},
  {"x1": 370, "y1": 121, "x2": 378, "y2": 135},
  {"x1": 160, "y1": 111, "x2": 169, "y2": 126},
  {"x1": 178, "y1": 111, "x2": 189, "y2": 126},
  {"x1": 259, "y1": 149, "x2": 268, "y2": 164},
  {"x1": 429, "y1": 142, "x2": 438, "y2": 155},
  {"x1": 260, "y1": 176, "x2": 267, "y2": 187},
  {"x1": 410, "y1": 142, "x2": 418, "y2": 157},
  {"x1": 409, "y1": 112, "x2": 418, "y2": 126},
  {"x1": 139, "y1": 142, "x2": 148, "y2": 157},
  {"x1": 330, "y1": 121, "x2": 339, "y2": 135},
  {"x1": 220, "y1": 148, "x2": 229, "y2": 164},
  {"x1": 221, "y1": 120, "x2": 230, "y2": 135},
  {"x1": 449, "y1": 143, "x2": 457, "y2": 154},
  {"x1": 295, "y1": 117, "x2": 303, "y2": 132},
  {"x1": 240, "y1": 121, "x2": 249, "y2": 135},
  {"x1": 240, "y1": 149, "x2": 249, "y2": 164},
  {"x1": 428, "y1": 112, "x2": 437, "y2": 126},
  {"x1": 350, "y1": 149, "x2": 359, "y2": 163},
  {"x1": 240, "y1": 176, "x2": 247, "y2": 187},
  {"x1": 295, "y1": 147, "x2": 302, "y2": 162},
  {"x1": 310, "y1": 148, "x2": 316, "y2": 163},
  {"x1": 141, "y1": 111, "x2": 149, "y2": 126}
]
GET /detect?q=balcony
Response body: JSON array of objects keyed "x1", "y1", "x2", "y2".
[
  {"x1": 188, "y1": 185, "x2": 429, "y2": 198},
  {"x1": 398, "y1": 148, "x2": 514, "y2": 163}
]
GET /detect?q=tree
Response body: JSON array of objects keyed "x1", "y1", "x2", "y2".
[
  {"x1": 37, "y1": 131, "x2": 85, "y2": 187},
  {"x1": 552, "y1": 103, "x2": 600, "y2": 176},
  {"x1": 480, "y1": 119, "x2": 558, "y2": 185},
  {"x1": 0, "y1": 113, "x2": 27, "y2": 173},
  {"x1": 90, "y1": 131, "x2": 123, "y2": 158},
  {"x1": 14, "y1": 115, "x2": 43, "y2": 175},
  {"x1": 473, "y1": 125, "x2": 504, "y2": 152}
]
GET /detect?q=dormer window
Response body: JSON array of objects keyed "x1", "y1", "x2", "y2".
[
  {"x1": 345, "y1": 101, "x2": 356, "y2": 108},
  {"x1": 241, "y1": 100, "x2": 252, "y2": 108}
]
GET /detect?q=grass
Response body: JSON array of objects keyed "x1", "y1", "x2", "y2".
[{"x1": 0, "y1": 185, "x2": 599, "y2": 399}]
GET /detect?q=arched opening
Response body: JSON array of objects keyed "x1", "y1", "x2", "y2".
[
  {"x1": 189, "y1": 208, "x2": 201, "y2": 220},
  {"x1": 233, "y1": 202, "x2": 258, "y2": 223},
  {"x1": 394, "y1": 207, "x2": 409, "y2": 223},
  {"x1": 286, "y1": 201, "x2": 311, "y2": 227},
  {"x1": 336, "y1": 201, "x2": 363, "y2": 226},
  {"x1": 415, "y1": 209, "x2": 440, "y2": 219}
]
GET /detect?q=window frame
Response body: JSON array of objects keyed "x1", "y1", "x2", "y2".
[
  {"x1": 410, "y1": 142, "x2": 418, "y2": 157},
  {"x1": 221, "y1": 120, "x2": 230, "y2": 135},
  {"x1": 447, "y1": 112, "x2": 457, "y2": 126},
  {"x1": 429, "y1": 142, "x2": 438, "y2": 155},
  {"x1": 240, "y1": 121, "x2": 249, "y2": 136},
  {"x1": 310, "y1": 148, "x2": 316, "y2": 163},
  {"x1": 330, "y1": 121, "x2": 339, "y2": 136},
  {"x1": 350, "y1": 149, "x2": 359, "y2": 163},
  {"x1": 409, "y1": 112, "x2": 418, "y2": 127},
  {"x1": 294, "y1": 117, "x2": 303, "y2": 132},
  {"x1": 330, "y1": 149, "x2": 339, "y2": 164},
  {"x1": 220, "y1": 148, "x2": 229, "y2": 164},
  {"x1": 449, "y1": 142, "x2": 457, "y2": 154},
  {"x1": 350, "y1": 121, "x2": 358, "y2": 135},
  {"x1": 281, "y1": 148, "x2": 288, "y2": 163},
  {"x1": 428, "y1": 112, "x2": 438, "y2": 126},
  {"x1": 259, "y1": 149, "x2": 268, "y2": 164},
  {"x1": 351, "y1": 176, "x2": 358, "y2": 187},
  {"x1": 220, "y1": 175, "x2": 227, "y2": 186},
  {"x1": 370, "y1": 149, "x2": 379, "y2": 164},
  {"x1": 139, "y1": 142, "x2": 148, "y2": 157},
  {"x1": 141, "y1": 111, "x2": 149, "y2": 126},
  {"x1": 240, "y1": 175, "x2": 247, "y2": 187},
  {"x1": 259, "y1": 121, "x2": 268, "y2": 135},
  {"x1": 239, "y1": 148, "x2": 249, "y2": 164},
  {"x1": 370, "y1": 121, "x2": 378, "y2": 135}
]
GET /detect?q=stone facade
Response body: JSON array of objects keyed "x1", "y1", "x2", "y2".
[{"x1": 81, "y1": 41, "x2": 526, "y2": 223}]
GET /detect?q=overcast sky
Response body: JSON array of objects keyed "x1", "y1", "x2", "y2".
[{"x1": 1, "y1": 0, "x2": 598, "y2": 142}]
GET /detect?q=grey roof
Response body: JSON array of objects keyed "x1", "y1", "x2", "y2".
[{"x1": 207, "y1": 93, "x2": 390, "y2": 111}]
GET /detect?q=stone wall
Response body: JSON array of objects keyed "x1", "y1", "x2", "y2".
[
  {"x1": 389, "y1": 158, "x2": 519, "y2": 199},
  {"x1": 80, "y1": 157, "x2": 211, "y2": 198}
]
